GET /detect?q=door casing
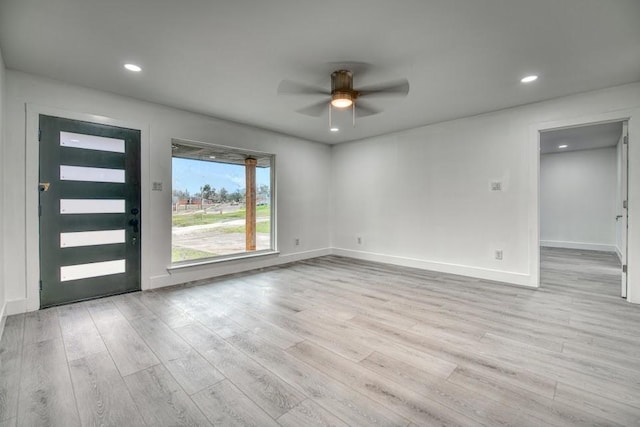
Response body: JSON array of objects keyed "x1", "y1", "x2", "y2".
[
  {"x1": 620, "y1": 121, "x2": 629, "y2": 297},
  {"x1": 532, "y1": 112, "x2": 634, "y2": 298},
  {"x1": 23, "y1": 104, "x2": 149, "y2": 312}
]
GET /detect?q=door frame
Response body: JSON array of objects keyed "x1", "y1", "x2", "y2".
[
  {"x1": 529, "y1": 108, "x2": 640, "y2": 303},
  {"x1": 25, "y1": 104, "x2": 150, "y2": 311}
]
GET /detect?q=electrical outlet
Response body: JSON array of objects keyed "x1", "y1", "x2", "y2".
[
  {"x1": 490, "y1": 181, "x2": 502, "y2": 191},
  {"x1": 357, "y1": 237, "x2": 362, "y2": 245},
  {"x1": 294, "y1": 238, "x2": 300, "y2": 246},
  {"x1": 495, "y1": 250, "x2": 503, "y2": 260}
]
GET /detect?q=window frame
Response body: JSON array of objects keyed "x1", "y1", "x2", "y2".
[{"x1": 169, "y1": 138, "x2": 277, "y2": 268}]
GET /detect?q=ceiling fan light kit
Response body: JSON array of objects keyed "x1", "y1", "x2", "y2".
[
  {"x1": 328, "y1": 95, "x2": 356, "y2": 131},
  {"x1": 330, "y1": 93, "x2": 354, "y2": 109}
]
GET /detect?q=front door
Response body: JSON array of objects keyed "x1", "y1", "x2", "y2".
[{"x1": 39, "y1": 115, "x2": 141, "y2": 308}]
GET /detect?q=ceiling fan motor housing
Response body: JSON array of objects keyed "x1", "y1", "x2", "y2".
[{"x1": 331, "y1": 70, "x2": 358, "y2": 107}]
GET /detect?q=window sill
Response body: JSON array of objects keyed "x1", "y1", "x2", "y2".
[{"x1": 167, "y1": 250, "x2": 280, "y2": 272}]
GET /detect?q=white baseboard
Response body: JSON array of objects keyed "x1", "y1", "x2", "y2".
[
  {"x1": 540, "y1": 240, "x2": 617, "y2": 252},
  {"x1": 331, "y1": 248, "x2": 535, "y2": 288},
  {"x1": 149, "y1": 248, "x2": 333, "y2": 289},
  {"x1": 6, "y1": 298, "x2": 29, "y2": 315},
  {"x1": 276, "y1": 248, "x2": 333, "y2": 263}
]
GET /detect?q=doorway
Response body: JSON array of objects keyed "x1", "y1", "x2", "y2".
[
  {"x1": 38, "y1": 115, "x2": 141, "y2": 307},
  {"x1": 539, "y1": 120, "x2": 628, "y2": 298}
]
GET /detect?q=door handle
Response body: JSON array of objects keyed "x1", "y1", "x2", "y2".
[
  {"x1": 616, "y1": 215, "x2": 623, "y2": 220},
  {"x1": 129, "y1": 218, "x2": 139, "y2": 233},
  {"x1": 129, "y1": 207, "x2": 140, "y2": 233}
]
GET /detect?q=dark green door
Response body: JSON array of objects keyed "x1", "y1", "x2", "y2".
[{"x1": 39, "y1": 115, "x2": 141, "y2": 308}]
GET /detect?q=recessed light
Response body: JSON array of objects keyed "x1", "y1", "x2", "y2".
[
  {"x1": 520, "y1": 75, "x2": 538, "y2": 83},
  {"x1": 558, "y1": 144, "x2": 568, "y2": 149},
  {"x1": 209, "y1": 155, "x2": 216, "y2": 159},
  {"x1": 124, "y1": 63, "x2": 142, "y2": 72},
  {"x1": 330, "y1": 127, "x2": 339, "y2": 132}
]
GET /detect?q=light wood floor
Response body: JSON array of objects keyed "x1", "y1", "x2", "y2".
[{"x1": 1, "y1": 248, "x2": 639, "y2": 426}]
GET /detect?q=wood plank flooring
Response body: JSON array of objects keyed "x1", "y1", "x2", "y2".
[{"x1": 1, "y1": 247, "x2": 639, "y2": 426}]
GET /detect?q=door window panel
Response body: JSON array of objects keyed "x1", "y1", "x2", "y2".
[
  {"x1": 60, "y1": 165, "x2": 125, "y2": 183},
  {"x1": 60, "y1": 199, "x2": 125, "y2": 214},
  {"x1": 60, "y1": 259, "x2": 126, "y2": 282},
  {"x1": 60, "y1": 131, "x2": 125, "y2": 153},
  {"x1": 60, "y1": 230, "x2": 126, "y2": 248}
]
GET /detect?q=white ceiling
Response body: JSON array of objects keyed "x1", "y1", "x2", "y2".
[
  {"x1": 1, "y1": 0, "x2": 639, "y2": 144},
  {"x1": 540, "y1": 122, "x2": 623, "y2": 155}
]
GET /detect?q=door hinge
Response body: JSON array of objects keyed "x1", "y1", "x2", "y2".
[
  {"x1": 623, "y1": 200, "x2": 628, "y2": 209},
  {"x1": 38, "y1": 128, "x2": 42, "y2": 142},
  {"x1": 623, "y1": 135, "x2": 628, "y2": 145},
  {"x1": 39, "y1": 280, "x2": 43, "y2": 290},
  {"x1": 622, "y1": 265, "x2": 627, "y2": 273}
]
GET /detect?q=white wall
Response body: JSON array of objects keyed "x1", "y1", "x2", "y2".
[
  {"x1": 0, "y1": 48, "x2": 6, "y2": 330},
  {"x1": 331, "y1": 114, "x2": 531, "y2": 285},
  {"x1": 3, "y1": 71, "x2": 331, "y2": 314},
  {"x1": 540, "y1": 147, "x2": 617, "y2": 252},
  {"x1": 331, "y1": 82, "x2": 640, "y2": 300}
]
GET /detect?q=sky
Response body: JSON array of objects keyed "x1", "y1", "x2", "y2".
[{"x1": 173, "y1": 158, "x2": 271, "y2": 195}]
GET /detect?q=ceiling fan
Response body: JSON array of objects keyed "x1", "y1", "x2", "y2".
[{"x1": 277, "y1": 69, "x2": 409, "y2": 125}]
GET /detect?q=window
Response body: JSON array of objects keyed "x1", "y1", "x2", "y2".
[{"x1": 171, "y1": 140, "x2": 274, "y2": 264}]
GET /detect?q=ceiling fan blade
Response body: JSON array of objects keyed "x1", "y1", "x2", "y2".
[
  {"x1": 357, "y1": 78, "x2": 410, "y2": 98},
  {"x1": 277, "y1": 79, "x2": 329, "y2": 96},
  {"x1": 355, "y1": 100, "x2": 382, "y2": 118},
  {"x1": 296, "y1": 100, "x2": 329, "y2": 117}
]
